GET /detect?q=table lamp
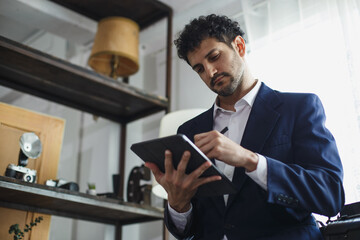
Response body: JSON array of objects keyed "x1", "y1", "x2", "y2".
[{"x1": 88, "y1": 17, "x2": 139, "y2": 79}]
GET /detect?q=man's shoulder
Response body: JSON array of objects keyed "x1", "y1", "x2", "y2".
[
  {"x1": 257, "y1": 84, "x2": 323, "y2": 112},
  {"x1": 260, "y1": 84, "x2": 320, "y2": 104},
  {"x1": 260, "y1": 83, "x2": 319, "y2": 100},
  {"x1": 276, "y1": 91, "x2": 321, "y2": 106}
]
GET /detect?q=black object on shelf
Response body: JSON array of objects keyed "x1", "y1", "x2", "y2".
[
  {"x1": 96, "y1": 174, "x2": 124, "y2": 201},
  {"x1": 127, "y1": 165, "x2": 152, "y2": 205}
]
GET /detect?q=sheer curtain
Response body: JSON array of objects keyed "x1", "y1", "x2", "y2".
[{"x1": 234, "y1": 0, "x2": 360, "y2": 207}]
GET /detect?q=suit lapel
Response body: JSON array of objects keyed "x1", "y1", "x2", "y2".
[
  {"x1": 192, "y1": 107, "x2": 214, "y2": 137},
  {"x1": 226, "y1": 83, "x2": 282, "y2": 209}
]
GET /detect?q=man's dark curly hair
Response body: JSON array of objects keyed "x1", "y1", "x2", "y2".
[{"x1": 174, "y1": 14, "x2": 245, "y2": 64}]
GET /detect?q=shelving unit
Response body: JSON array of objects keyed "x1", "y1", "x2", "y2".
[
  {"x1": 0, "y1": 36, "x2": 168, "y2": 124},
  {"x1": 0, "y1": 176, "x2": 163, "y2": 225},
  {"x1": 0, "y1": 1, "x2": 173, "y2": 239}
]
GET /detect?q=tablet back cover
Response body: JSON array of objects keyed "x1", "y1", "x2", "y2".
[{"x1": 131, "y1": 134, "x2": 237, "y2": 197}]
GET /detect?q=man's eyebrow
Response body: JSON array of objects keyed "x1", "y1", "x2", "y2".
[{"x1": 191, "y1": 48, "x2": 219, "y2": 70}]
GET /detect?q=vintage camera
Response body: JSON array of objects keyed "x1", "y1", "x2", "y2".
[
  {"x1": 4, "y1": 132, "x2": 42, "y2": 183},
  {"x1": 5, "y1": 164, "x2": 37, "y2": 183}
]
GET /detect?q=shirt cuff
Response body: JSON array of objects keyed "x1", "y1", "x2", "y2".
[
  {"x1": 168, "y1": 202, "x2": 193, "y2": 232},
  {"x1": 245, "y1": 153, "x2": 268, "y2": 190}
]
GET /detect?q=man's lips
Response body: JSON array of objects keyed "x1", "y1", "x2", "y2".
[
  {"x1": 211, "y1": 73, "x2": 230, "y2": 87},
  {"x1": 214, "y1": 76, "x2": 224, "y2": 85}
]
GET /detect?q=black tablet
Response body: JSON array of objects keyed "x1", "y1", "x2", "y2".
[{"x1": 130, "y1": 134, "x2": 237, "y2": 197}]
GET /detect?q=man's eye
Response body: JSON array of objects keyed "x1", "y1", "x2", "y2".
[
  {"x1": 196, "y1": 67, "x2": 204, "y2": 74},
  {"x1": 210, "y1": 54, "x2": 220, "y2": 61}
]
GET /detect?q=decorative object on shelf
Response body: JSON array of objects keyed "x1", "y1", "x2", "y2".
[
  {"x1": 86, "y1": 182, "x2": 97, "y2": 195},
  {"x1": 96, "y1": 174, "x2": 124, "y2": 200},
  {"x1": 8, "y1": 216, "x2": 43, "y2": 240},
  {"x1": 45, "y1": 179, "x2": 80, "y2": 191},
  {"x1": 152, "y1": 108, "x2": 207, "y2": 199},
  {"x1": 127, "y1": 164, "x2": 152, "y2": 205},
  {"x1": 112, "y1": 173, "x2": 120, "y2": 196},
  {"x1": 4, "y1": 132, "x2": 42, "y2": 183},
  {"x1": 88, "y1": 17, "x2": 140, "y2": 79}
]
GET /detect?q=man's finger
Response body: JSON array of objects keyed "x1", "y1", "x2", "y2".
[
  {"x1": 164, "y1": 150, "x2": 174, "y2": 175},
  {"x1": 144, "y1": 162, "x2": 164, "y2": 181},
  {"x1": 191, "y1": 160, "x2": 212, "y2": 179},
  {"x1": 194, "y1": 175, "x2": 222, "y2": 189},
  {"x1": 144, "y1": 162, "x2": 159, "y2": 174},
  {"x1": 176, "y1": 151, "x2": 191, "y2": 174},
  {"x1": 194, "y1": 131, "x2": 217, "y2": 150},
  {"x1": 194, "y1": 132, "x2": 207, "y2": 141}
]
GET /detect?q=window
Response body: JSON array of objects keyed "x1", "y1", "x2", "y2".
[{"x1": 238, "y1": 0, "x2": 360, "y2": 207}]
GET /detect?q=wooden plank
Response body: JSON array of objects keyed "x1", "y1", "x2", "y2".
[
  {"x1": 0, "y1": 176, "x2": 164, "y2": 225},
  {"x1": 48, "y1": 0, "x2": 172, "y2": 30},
  {"x1": 0, "y1": 36, "x2": 168, "y2": 124}
]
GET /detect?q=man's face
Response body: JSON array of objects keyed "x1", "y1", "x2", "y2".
[{"x1": 187, "y1": 37, "x2": 245, "y2": 96}]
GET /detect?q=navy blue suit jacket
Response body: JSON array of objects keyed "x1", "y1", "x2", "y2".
[{"x1": 165, "y1": 83, "x2": 344, "y2": 240}]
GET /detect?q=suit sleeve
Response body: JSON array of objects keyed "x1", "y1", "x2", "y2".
[{"x1": 266, "y1": 94, "x2": 345, "y2": 217}]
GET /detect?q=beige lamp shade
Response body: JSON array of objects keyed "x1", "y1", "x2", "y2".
[
  {"x1": 153, "y1": 108, "x2": 207, "y2": 199},
  {"x1": 88, "y1": 17, "x2": 139, "y2": 77}
]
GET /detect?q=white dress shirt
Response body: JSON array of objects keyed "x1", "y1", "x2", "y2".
[{"x1": 168, "y1": 80, "x2": 268, "y2": 239}]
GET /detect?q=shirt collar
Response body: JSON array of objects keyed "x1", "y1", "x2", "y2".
[{"x1": 213, "y1": 80, "x2": 262, "y2": 118}]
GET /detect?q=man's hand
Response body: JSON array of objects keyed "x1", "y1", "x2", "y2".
[
  {"x1": 145, "y1": 150, "x2": 221, "y2": 213},
  {"x1": 194, "y1": 130, "x2": 259, "y2": 172}
]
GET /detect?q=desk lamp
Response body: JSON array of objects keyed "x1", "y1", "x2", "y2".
[{"x1": 88, "y1": 17, "x2": 139, "y2": 80}]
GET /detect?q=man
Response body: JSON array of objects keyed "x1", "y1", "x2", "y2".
[{"x1": 145, "y1": 14, "x2": 344, "y2": 239}]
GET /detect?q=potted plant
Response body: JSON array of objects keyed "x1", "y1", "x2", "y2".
[
  {"x1": 87, "y1": 182, "x2": 97, "y2": 195},
  {"x1": 9, "y1": 216, "x2": 43, "y2": 240}
]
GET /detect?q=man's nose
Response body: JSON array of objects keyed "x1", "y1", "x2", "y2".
[{"x1": 205, "y1": 64, "x2": 217, "y2": 79}]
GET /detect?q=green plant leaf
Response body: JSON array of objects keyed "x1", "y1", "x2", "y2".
[{"x1": 9, "y1": 215, "x2": 44, "y2": 238}]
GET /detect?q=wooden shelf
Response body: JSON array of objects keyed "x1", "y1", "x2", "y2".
[
  {"x1": 0, "y1": 176, "x2": 163, "y2": 225},
  {"x1": 0, "y1": 36, "x2": 168, "y2": 124},
  {"x1": 49, "y1": 0, "x2": 172, "y2": 30},
  {"x1": 0, "y1": 1, "x2": 172, "y2": 238}
]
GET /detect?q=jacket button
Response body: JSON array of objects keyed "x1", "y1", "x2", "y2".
[
  {"x1": 277, "y1": 194, "x2": 284, "y2": 202},
  {"x1": 224, "y1": 223, "x2": 234, "y2": 230}
]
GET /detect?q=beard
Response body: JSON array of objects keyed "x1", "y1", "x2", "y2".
[
  {"x1": 210, "y1": 72, "x2": 242, "y2": 97},
  {"x1": 210, "y1": 49, "x2": 244, "y2": 97}
]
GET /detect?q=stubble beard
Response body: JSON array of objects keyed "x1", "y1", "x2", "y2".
[
  {"x1": 212, "y1": 74, "x2": 242, "y2": 97},
  {"x1": 211, "y1": 50, "x2": 244, "y2": 97}
]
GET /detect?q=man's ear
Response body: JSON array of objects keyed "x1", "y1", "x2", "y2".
[{"x1": 233, "y1": 36, "x2": 246, "y2": 57}]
